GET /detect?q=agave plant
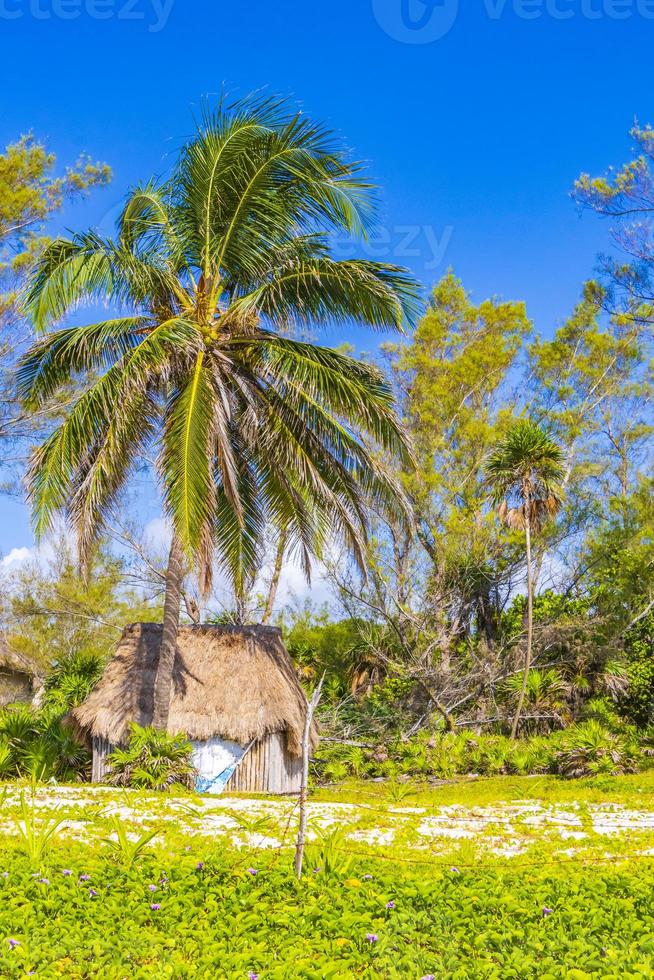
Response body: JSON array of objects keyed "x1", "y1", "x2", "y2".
[
  {"x1": 102, "y1": 814, "x2": 159, "y2": 869},
  {"x1": 13, "y1": 791, "x2": 66, "y2": 866},
  {"x1": 18, "y1": 94, "x2": 419, "y2": 729}
]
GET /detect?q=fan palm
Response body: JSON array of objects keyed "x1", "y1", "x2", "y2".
[
  {"x1": 17, "y1": 95, "x2": 420, "y2": 728},
  {"x1": 486, "y1": 419, "x2": 564, "y2": 738},
  {"x1": 504, "y1": 668, "x2": 569, "y2": 733}
]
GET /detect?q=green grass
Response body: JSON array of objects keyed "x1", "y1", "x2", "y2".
[{"x1": 312, "y1": 771, "x2": 654, "y2": 809}]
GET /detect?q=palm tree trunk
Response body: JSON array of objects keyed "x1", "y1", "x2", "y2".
[
  {"x1": 152, "y1": 532, "x2": 184, "y2": 730},
  {"x1": 261, "y1": 529, "x2": 287, "y2": 625},
  {"x1": 511, "y1": 510, "x2": 533, "y2": 739}
]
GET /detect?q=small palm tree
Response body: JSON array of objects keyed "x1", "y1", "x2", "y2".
[
  {"x1": 486, "y1": 420, "x2": 564, "y2": 738},
  {"x1": 17, "y1": 95, "x2": 419, "y2": 728},
  {"x1": 504, "y1": 668, "x2": 569, "y2": 733}
]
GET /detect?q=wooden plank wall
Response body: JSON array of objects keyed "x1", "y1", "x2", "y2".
[
  {"x1": 92, "y1": 736, "x2": 115, "y2": 782},
  {"x1": 228, "y1": 731, "x2": 302, "y2": 794}
]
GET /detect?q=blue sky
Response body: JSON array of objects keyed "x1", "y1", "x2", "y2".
[{"x1": 0, "y1": 0, "x2": 651, "y2": 564}]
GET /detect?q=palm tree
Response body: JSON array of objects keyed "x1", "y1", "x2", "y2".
[
  {"x1": 486, "y1": 420, "x2": 564, "y2": 738},
  {"x1": 17, "y1": 95, "x2": 420, "y2": 729},
  {"x1": 504, "y1": 668, "x2": 569, "y2": 733}
]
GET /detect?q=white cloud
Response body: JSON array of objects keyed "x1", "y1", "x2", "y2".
[
  {"x1": 1, "y1": 546, "x2": 33, "y2": 569},
  {"x1": 270, "y1": 555, "x2": 334, "y2": 610}
]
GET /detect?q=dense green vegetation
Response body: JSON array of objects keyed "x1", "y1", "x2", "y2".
[
  {"x1": 313, "y1": 722, "x2": 648, "y2": 784},
  {"x1": 1, "y1": 111, "x2": 652, "y2": 762},
  {"x1": 2, "y1": 844, "x2": 652, "y2": 978},
  {"x1": 2, "y1": 774, "x2": 654, "y2": 978}
]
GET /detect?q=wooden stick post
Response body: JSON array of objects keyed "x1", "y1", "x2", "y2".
[{"x1": 294, "y1": 673, "x2": 324, "y2": 880}]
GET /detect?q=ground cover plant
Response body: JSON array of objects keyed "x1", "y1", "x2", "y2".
[
  {"x1": 1, "y1": 777, "x2": 654, "y2": 977},
  {"x1": 0, "y1": 822, "x2": 653, "y2": 977}
]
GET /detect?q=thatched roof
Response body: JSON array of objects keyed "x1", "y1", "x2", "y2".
[
  {"x1": 71, "y1": 623, "x2": 318, "y2": 757},
  {"x1": 0, "y1": 637, "x2": 42, "y2": 680}
]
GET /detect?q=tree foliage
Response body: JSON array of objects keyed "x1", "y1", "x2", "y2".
[{"x1": 18, "y1": 96, "x2": 419, "y2": 599}]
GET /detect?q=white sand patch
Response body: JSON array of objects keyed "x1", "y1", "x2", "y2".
[{"x1": 3, "y1": 785, "x2": 654, "y2": 859}]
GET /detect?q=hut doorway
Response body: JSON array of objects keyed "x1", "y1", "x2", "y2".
[{"x1": 192, "y1": 737, "x2": 248, "y2": 793}]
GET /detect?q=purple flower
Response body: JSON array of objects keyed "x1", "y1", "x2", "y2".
[
  {"x1": 362, "y1": 874, "x2": 373, "y2": 881},
  {"x1": 247, "y1": 868, "x2": 258, "y2": 876},
  {"x1": 62, "y1": 870, "x2": 72, "y2": 877},
  {"x1": 88, "y1": 888, "x2": 98, "y2": 898},
  {"x1": 196, "y1": 862, "x2": 204, "y2": 871},
  {"x1": 420, "y1": 975, "x2": 435, "y2": 980},
  {"x1": 450, "y1": 866, "x2": 460, "y2": 874},
  {"x1": 542, "y1": 906, "x2": 553, "y2": 918},
  {"x1": 148, "y1": 884, "x2": 157, "y2": 892},
  {"x1": 248, "y1": 974, "x2": 259, "y2": 980},
  {"x1": 150, "y1": 903, "x2": 161, "y2": 911},
  {"x1": 1, "y1": 872, "x2": 8, "y2": 878},
  {"x1": 79, "y1": 874, "x2": 91, "y2": 882},
  {"x1": 39, "y1": 878, "x2": 49, "y2": 886},
  {"x1": 386, "y1": 900, "x2": 395, "y2": 909},
  {"x1": 365, "y1": 933, "x2": 378, "y2": 944},
  {"x1": 7, "y1": 939, "x2": 19, "y2": 949}
]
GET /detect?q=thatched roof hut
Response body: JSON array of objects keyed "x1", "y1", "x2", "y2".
[
  {"x1": 71, "y1": 623, "x2": 318, "y2": 794},
  {"x1": 0, "y1": 639, "x2": 42, "y2": 707}
]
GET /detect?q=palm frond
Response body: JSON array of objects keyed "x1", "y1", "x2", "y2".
[
  {"x1": 17, "y1": 317, "x2": 150, "y2": 408},
  {"x1": 160, "y1": 353, "x2": 218, "y2": 581},
  {"x1": 229, "y1": 258, "x2": 420, "y2": 332}
]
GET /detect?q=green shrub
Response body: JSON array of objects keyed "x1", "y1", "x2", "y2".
[
  {"x1": 314, "y1": 723, "x2": 650, "y2": 784},
  {"x1": 623, "y1": 616, "x2": 654, "y2": 727},
  {"x1": 0, "y1": 706, "x2": 90, "y2": 782},
  {"x1": 0, "y1": 704, "x2": 38, "y2": 759},
  {"x1": 555, "y1": 720, "x2": 642, "y2": 778},
  {"x1": 107, "y1": 724, "x2": 196, "y2": 790},
  {"x1": 40, "y1": 650, "x2": 105, "y2": 718},
  {"x1": 0, "y1": 738, "x2": 13, "y2": 779}
]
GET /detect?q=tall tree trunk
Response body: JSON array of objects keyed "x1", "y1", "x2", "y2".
[
  {"x1": 511, "y1": 510, "x2": 533, "y2": 739},
  {"x1": 261, "y1": 528, "x2": 287, "y2": 625},
  {"x1": 152, "y1": 533, "x2": 184, "y2": 730}
]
